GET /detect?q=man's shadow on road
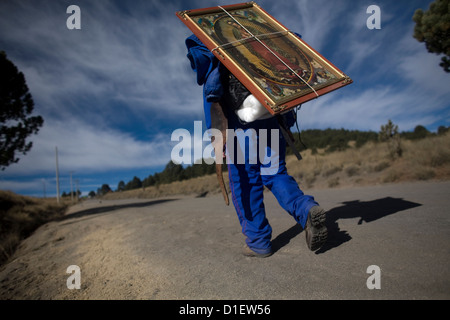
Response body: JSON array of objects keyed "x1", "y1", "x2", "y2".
[
  {"x1": 271, "y1": 197, "x2": 422, "y2": 254},
  {"x1": 58, "y1": 198, "x2": 177, "y2": 223}
]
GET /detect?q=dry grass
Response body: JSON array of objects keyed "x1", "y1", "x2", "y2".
[
  {"x1": 2, "y1": 133, "x2": 449, "y2": 266},
  {"x1": 287, "y1": 133, "x2": 450, "y2": 190},
  {"x1": 0, "y1": 191, "x2": 68, "y2": 266},
  {"x1": 102, "y1": 174, "x2": 229, "y2": 201},
  {"x1": 103, "y1": 133, "x2": 450, "y2": 200}
]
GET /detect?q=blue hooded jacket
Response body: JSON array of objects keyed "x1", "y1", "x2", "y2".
[
  {"x1": 186, "y1": 35, "x2": 224, "y2": 129},
  {"x1": 185, "y1": 33, "x2": 300, "y2": 129}
]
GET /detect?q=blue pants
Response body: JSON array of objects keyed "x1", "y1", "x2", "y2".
[{"x1": 226, "y1": 115, "x2": 318, "y2": 254}]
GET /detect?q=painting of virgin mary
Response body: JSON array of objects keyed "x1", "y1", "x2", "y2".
[{"x1": 178, "y1": 3, "x2": 351, "y2": 113}]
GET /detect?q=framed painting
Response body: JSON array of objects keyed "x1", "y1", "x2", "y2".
[{"x1": 176, "y1": 2, "x2": 352, "y2": 115}]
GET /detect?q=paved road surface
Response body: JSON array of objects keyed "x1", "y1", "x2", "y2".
[{"x1": 0, "y1": 181, "x2": 449, "y2": 300}]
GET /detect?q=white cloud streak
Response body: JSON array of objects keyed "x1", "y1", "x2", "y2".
[
  {"x1": 2, "y1": 118, "x2": 172, "y2": 176},
  {"x1": 0, "y1": 0, "x2": 449, "y2": 196},
  {"x1": 0, "y1": 0, "x2": 202, "y2": 120}
]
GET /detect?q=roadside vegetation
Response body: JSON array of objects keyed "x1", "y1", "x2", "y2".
[
  {"x1": 100, "y1": 122, "x2": 450, "y2": 199},
  {"x1": 1, "y1": 121, "x2": 449, "y2": 267},
  {"x1": 0, "y1": 192, "x2": 68, "y2": 266}
]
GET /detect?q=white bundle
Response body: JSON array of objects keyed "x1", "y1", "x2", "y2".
[{"x1": 235, "y1": 95, "x2": 272, "y2": 123}]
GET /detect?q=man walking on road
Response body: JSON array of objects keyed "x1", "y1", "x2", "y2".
[{"x1": 185, "y1": 34, "x2": 327, "y2": 257}]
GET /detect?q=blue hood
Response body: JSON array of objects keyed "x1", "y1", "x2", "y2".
[
  {"x1": 185, "y1": 35, "x2": 219, "y2": 86},
  {"x1": 186, "y1": 34, "x2": 224, "y2": 106},
  {"x1": 185, "y1": 34, "x2": 225, "y2": 129}
]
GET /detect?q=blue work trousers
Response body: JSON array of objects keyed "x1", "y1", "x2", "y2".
[{"x1": 226, "y1": 116, "x2": 318, "y2": 254}]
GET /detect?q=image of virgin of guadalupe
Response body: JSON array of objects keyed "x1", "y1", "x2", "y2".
[
  {"x1": 192, "y1": 8, "x2": 342, "y2": 105},
  {"x1": 227, "y1": 20, "x2": 308, "y2": 82},
  {"x1": 205, "y1": 12, "x2": 318, "y2": 102}
]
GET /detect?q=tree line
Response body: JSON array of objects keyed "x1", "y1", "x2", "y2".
[
  {"x1": 92, "y1": 123, "x2": 449, "y2": 196},
  {"x1": 94, "y1": 160, "x2": 219, "y2": 196},
  {"x1": 289, "y1": 124, "x2": 449, "y2": 155}
]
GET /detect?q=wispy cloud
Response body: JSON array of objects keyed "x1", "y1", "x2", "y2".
[
  {"x1": 0, "y1": 0, "x2": 198, "y2": 184},
  {"x1": 3, "y1": 117, "x2": 172, "y2": 176},
  {"x1": 0, "y1": 0, "x2": 202, "y2": 121},
  {"x1": 290, "y1": 0, "x2": 450, "y2": 132},
  {"x1": 0, "y1": 0, "x2": 449, "y2": 196},
  {"x1": 299, "y1": 84, "x2": 443, "y2": 132}
]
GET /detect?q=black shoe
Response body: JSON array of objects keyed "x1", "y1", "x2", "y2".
[
  {"x1": 305, "y1": 206, "x2": 327, "y2": 251},
  {"x1": 242, "y1": 244, "x2": 273, "y2": 258}
]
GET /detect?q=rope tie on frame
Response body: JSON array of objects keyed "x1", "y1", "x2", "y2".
[{"x1": 216, "y1": 5, "x2": 319, "y2": 97}]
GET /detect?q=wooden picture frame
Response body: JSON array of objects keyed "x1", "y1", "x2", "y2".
[{"x1": 176, "y1": 2, "x2": 352, "y2": 115}]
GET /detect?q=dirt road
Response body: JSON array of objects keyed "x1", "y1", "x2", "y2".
[{"x1": 0, "y1": 181, "x2": 449, "y2": 300}]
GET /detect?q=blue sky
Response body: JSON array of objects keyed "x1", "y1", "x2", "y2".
[{"x1": 0, "y1": 0, "x2": 449, "y2": 197}]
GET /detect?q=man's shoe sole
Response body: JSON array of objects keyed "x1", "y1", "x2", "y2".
[{"x1": 306, "y1": 206, "x2": 328, "y2": 251}]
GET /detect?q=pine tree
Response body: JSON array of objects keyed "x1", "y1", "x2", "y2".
[
  {"x1": 0, "y1": 51, "x2": 44, "y2": 169},
  {"x1": 379, "y1": 120, "x2": 402, "y2": 159},
  {"x1": 413, "y1": 0, "x2": 450, "y2": 72}
]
